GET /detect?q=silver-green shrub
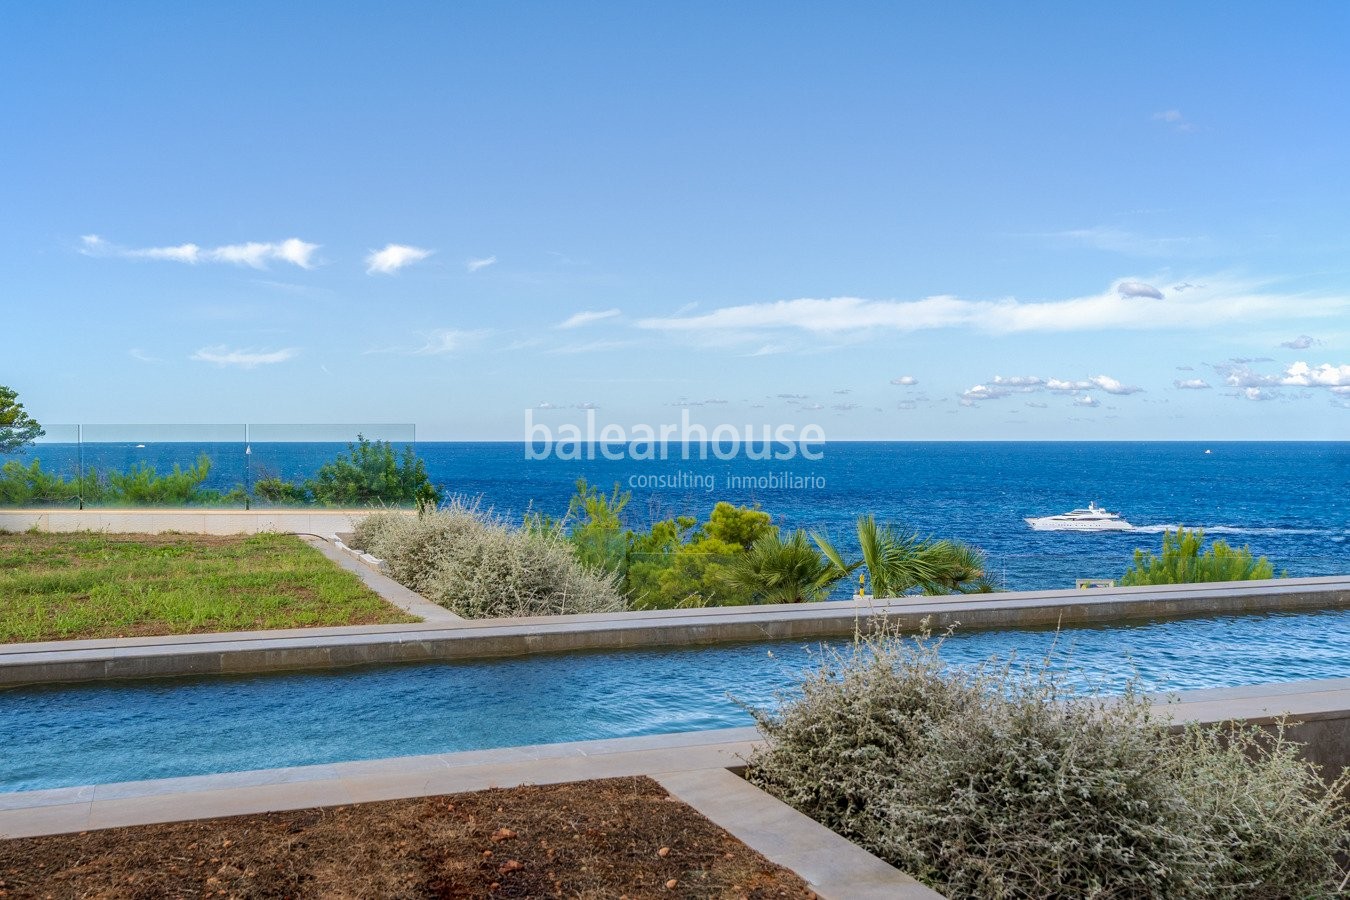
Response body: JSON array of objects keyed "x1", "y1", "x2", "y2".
[
  {"x1": 352, "y1": 502, "x2": 626, "y2": 618},
  {"x1": 746, "y1": 630, "x2": 1350, "y2": 899}
]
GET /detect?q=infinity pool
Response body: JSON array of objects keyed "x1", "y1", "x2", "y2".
[{"x1": 3, "y1": 608, "x2": 1348, "y2": 792}]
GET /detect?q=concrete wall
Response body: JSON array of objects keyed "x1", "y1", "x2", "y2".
[
  {"x1": 1158, "y1": 677, "x2": 1350, "y2": 784},
  {"x1": 0, "y1": 508, "x2": 410, "y2": 537}
]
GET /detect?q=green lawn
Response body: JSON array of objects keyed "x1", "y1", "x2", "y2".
[{"x1": 0, "y1": 531, "x2": 416, "y2": 643}]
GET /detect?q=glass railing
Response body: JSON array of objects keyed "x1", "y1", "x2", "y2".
[{"x1": 0, "y1": 424, "x2": 419, "y2": 509}]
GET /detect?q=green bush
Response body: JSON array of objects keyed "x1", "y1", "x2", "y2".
[
  {"x1": 252, "y1": 476, "x2": 312, "y2": 505},
  {"x1": 353, "y1": 502, "x2": 626, "y2": 618},
  {"x1": 0, "y1": 455, "x2": 243, "y2": 506},
  {"x1": 814, "y1": 515, "x2": 994, "y2": 596},
  {"x1": 105, "y1": 456, "x2": 213, "y2": 505},
  {"x1": 0, "y1": 438, "x2": 440, "y2": 509},
  {"x1": 747, "y1": 629, "x2": 1349, "y2": 898},
  {"x1": 1122, "y1": 528, "x2": 1277, "y2": 585},
  {"x1": 542, "y1": 481, "x2": 782, "y2": 610},
  {"x1": 0, "y1": 459, "x2": 89, "y2": 505},
  {"x1": 725, "y1": 529, "x2": 846, "y2": 603},
  {"x1": 306, "y1": 435, "x2": 441, "y2": 508}
]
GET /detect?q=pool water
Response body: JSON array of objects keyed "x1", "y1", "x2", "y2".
[{"x1": 2, "y1": 608, "x2": 1348, "y2": 792}]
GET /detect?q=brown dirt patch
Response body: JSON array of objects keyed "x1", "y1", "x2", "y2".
[{"x1": 0, "y1": 777, "x2": 814, "y2": 899}]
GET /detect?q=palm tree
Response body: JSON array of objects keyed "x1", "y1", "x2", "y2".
[
  {"x1": 812, "y1": 515, "x2": 995, "y2": 597},
  {"x1": 726, "y1": 529, "x2": 852, "y2": 604}
]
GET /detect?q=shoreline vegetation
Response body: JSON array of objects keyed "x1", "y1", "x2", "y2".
[
  {"x1": 353, "y1": 479, "x2": 998, "y2": 616},
  {"x1": 356, "y1": 479, "x2": 1284, "y2": 616},
  {"x1": 0, "y1": 436, "x2": 441, "y2": 508}
]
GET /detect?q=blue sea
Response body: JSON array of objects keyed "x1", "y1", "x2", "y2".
[{"x1": 6, "y1": 441, "x2": 1348, "y2": 591}]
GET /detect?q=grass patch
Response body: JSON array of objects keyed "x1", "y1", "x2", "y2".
[{"x1": 0, "y1": 531, "x2": 416, "y2": 642}]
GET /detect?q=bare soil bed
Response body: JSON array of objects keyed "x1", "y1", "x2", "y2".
[{"x1": 0, "y1": 776, "x2": 813, "y2": 899}]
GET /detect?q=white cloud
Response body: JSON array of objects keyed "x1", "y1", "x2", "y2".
[
  {"x1": 1025, "y1": 401, "x2": 1048, "y2": 409},
  {"x1": 84, "y1": 234, "x2": 319, "y2": 269},
  {"x1": 128, "y1": 348, "x2": 162, "y2": 364},
  {"x1": 365, "y1": 328, "x2": 490, "y2": 356},
  {"x1": 411, "y1": 328, "x2": 489, "y2": 355},
  {"x1": 1117, "y1": 280, "x2": 1164, "y2": 300},
  {"x1": 1073, "y1": 395, "x2": 1100, "y2": 407},
  {"x1": 1087, "y1": 374, "x2": 1143, "y2": 395},
  {"x1": 190, "y1": 346, "x2": 299, "y2": 368},
  {"x1": 1174, "y1": 378, "x2": 1212, "y2": 390},
  {"x1": 960, "y1": 383, "x2": 1013, "y2": 403},
  {"x1": 466, "y1": 255, "x2": 497, "y2": 273},
  {"x1": 890, "y1": 375, "x2": 918, "y2": 385},
  {"x1": 557, "y1": 308, "x2": 621, "y2": 329},
  {"x1": 670, "y1": 398, "x2": 729, "y2": 407},
  {"x1": 1280, "y1": 335, "x2": 1319, "y2": 350},
  {"x1": 635, "y1": 277, "x2": 1344, "y2": 339},
  {"x1": 1205, "y1": 358, "x2": 1349, "y2": 403},
  {"x1": 1152, "y1": 109, "x2": 1196, "y2": 132},
  {"x1": 138, "y1": 243, "x2": 202, "y2": 263},
  {"x1": 213, "y1": 239, "x2": 319, "y2": 269},
  {"x1": 962, "y1": 373, "x2": 1140, "y2": 404},
  {"x1": 1280, "y1": 361, "x2": 1350, "y2": 388},
  {"x1": 535, "y1": 401, "x2": 558, "y2": 410},
  {"x1": 1213, "y1": 362, "x2": 1278, "y2": 390},
  {"x1": 1045, "y1": 375, "x2": 1141, "y2": 395},
  {"x1": 366, "y1": 244, "x2": 433, "y2": 275}
]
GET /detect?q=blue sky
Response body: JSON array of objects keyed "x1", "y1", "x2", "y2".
[{"x1": 2, "y1": 2, "x2": 1348, "y2": 440}]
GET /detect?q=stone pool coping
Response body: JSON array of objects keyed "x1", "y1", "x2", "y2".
[
  {"x1": 1, "y1": 574, "x2": 1346, "y2": 686},
  {"x1": 6, "y1": 678, "x2": 1350, "y2": 898}
]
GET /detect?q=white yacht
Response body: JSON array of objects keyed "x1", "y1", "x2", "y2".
[{"x1": 1025, "y1": 502, "x2": 1133, "y2": 531}]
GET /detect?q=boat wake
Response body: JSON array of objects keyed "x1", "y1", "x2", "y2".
[{"x1": 1130, "y1": 524, "x2": 1337, "y2": 536}]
